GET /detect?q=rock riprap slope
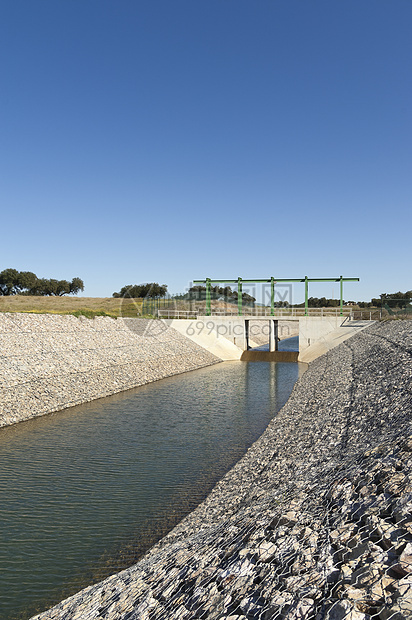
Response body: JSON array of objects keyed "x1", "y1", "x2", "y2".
[
  {"x1": 31, "y1": 320, "x2": 412, "y2": 620},
  {"x1": 0, "y1": 314, "x2": 219, "y2": 428}
]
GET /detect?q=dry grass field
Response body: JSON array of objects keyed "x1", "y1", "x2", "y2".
[
  {"x1": 0, "y1": 296, "x2": 144, "y2": 318},
  {"x1": 0, "y1": 296, "x2": 239, "y2": 318}
]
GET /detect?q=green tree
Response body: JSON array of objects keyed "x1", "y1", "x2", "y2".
[
  {"x1": 29, "y1": 278, "x2": 49, "y2": 295},
  {"x1": 32, "y1": 277, "x2": 84, "y2": 296},
  {"x1": 0, "y1": 268, "x2": 39, "y2": 295},
  {"x1": 375, "y1": 290, "x2": 412, "y2": 309},
  {"x1": 69, "y1": 278, "x2": 84, "y2": 295},
  {"x1": 0, "y1": 268, "x2": 21, "y2": 295},
  {"x1": 188, "y1": 285, "x2": 206, "y2": 300},
  {"x1": 0, "y1": 269, "x2": 84, "y2": 296},
  {"x1": 18, "y1": 271, "x2": 38, "y2": 291},
  {"x1": 230, "y1": 290, "x2": 256, "y2": 304},
  {"x1": 113, "y1": 283, "x2": 168, "y2": 298}
]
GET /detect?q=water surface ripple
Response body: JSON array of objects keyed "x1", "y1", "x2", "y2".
[{"x1": 0, "y1": 353, "x2": 300, "y2": 620}]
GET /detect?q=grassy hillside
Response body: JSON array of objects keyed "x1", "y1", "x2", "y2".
[
  {"x1": 0, "y1": 296, "x2": 237, "y2": 318},
  {"x1": 0, "y1": 296, "x2": 143, "y2": 318}
]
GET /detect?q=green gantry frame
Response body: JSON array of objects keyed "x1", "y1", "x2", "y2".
[{"x1": 192, "y1": 276, "x2": 360, "y2": 317}]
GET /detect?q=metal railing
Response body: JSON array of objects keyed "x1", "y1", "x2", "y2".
[
  {"x1": 200, "y1": 307, "x2": 353, "y2": 318},
  {"x1": 156, "y1": 307, "x2": 412, "y2": 321},
  {"x1": 157, "y1": 310, "x2": 198, "y2": 319},
  {"x1": 157, "y1": 307, "x2": 361, "y2": 319},
  {"x1": 350, "y1": 309, "x2": 382, "y2": 321}
]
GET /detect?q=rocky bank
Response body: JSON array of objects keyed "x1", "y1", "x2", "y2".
[
  {"x1": 0, "y1": 313, "x2": 219, "y2": 428},
  {"x1": 29, "y1": 320, "x2": 412, "y2": 620}
]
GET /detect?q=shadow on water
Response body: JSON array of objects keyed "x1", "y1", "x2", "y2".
[
  {"x1": 253, "y1": 335, "x2": 299, "y2": 352},
  {"x1": 0, "y1": 360, "x2": 301, "y2": 620}
]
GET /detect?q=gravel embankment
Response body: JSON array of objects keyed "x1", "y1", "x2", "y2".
[
  {"x1": 31, "y1": 320, "x2": 412, "y2": 620},
  {"x1": 0, "y1": 314, "x2": 219, "y2": 428}
]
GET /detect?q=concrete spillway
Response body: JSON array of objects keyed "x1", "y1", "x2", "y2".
[
  {"x1": 240, "y1": 350, "x2": 299, "y2": 362},
  {"x1": 169, "y1": 315, "x2": 374, "y2": 362}
]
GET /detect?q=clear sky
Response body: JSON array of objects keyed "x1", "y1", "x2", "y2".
[{"x1": 1, "y1": 1, "x2": 411, "y2": 304}]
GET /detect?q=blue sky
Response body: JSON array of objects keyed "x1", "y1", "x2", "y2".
[{"x1": 1, "y1": 1, "x2": 411, "y2": 304}]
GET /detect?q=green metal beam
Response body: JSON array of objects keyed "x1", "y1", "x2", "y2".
[
  {"x1": 193, "y1": 279, "x2": 238, "y2": 284},
  {"x1": 193, "y1": 278, "x2": 360, "y2": 283},
  {"x1": 193, "y1": 279, "x2": 270, "y2": 284},
  {"x1": 205, "y1": 278, "x2": 211, "y2": 316},
  {"x1": 271, "y1": 277, "x2": 275, "y2": 316},
  {"x1": 300, "y1": 277, "x2": 359, "y2": 283},
  {"x1": 305, "y1": 275, "x2": 309, "y2": 316},
  {"x1": 193, "y1": 277, "x2": 360, "y2": 316}
]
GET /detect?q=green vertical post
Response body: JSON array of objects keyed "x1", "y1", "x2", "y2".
[
  {"x1": 340, "y1": 275, "x2": 343, "y2": 316},
  {"x1": 205, "y1": 278, "x2": 211, "y2": 316},
  {"x1": 304, "y1": 276, "x2": 308, "y2": 316},
  {"x1": 271, "y1": 277, "x2": 275, "y2": 316},
  {"x1": 238, "y1": 277, "x2": 242, "y2": 316}
]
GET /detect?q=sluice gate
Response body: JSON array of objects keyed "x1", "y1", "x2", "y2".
[{"x1": 240, "y1": 350, "x2": 299, "y2": 362}]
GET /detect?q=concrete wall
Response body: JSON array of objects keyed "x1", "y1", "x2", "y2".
[
  {"x1": 165, "y1": 318, "x2": 243, "y2": 359},
  {"x1": 167, "y1": 318, "x2": 245, "y2": 358},
  {"x1": 176, "y1": 316, "x2": 300, "y2": 358},
  {"x1": 167, "y1": 315, "x2": 371, "y2": 364},
  {"x1": 0, "y1": 314, "x2": 220, "y2": 428},
  {"x1": 298, "y1": 315, "x2": 345, "y2": 352},
  {"x1": 298, "y1": 316, "x2": 375, "y2": 362},
  {"x1": 172, "y1": 315, "x2": 363, "y2": 362}
]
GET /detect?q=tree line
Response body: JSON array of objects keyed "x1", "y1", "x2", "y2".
[
  {"x1": 0, "y1": 268, "x2": 84, "y2": 296},
  {"x1": 371, "y1": 291, "x2": 412, "y2": 309},
  {"x1": 187, "y1": 289, "x2": 411, "y2": 308},
  {"x1": 112, "y1": 283, "x2": 257, "y2": 303},
  {"x1": 187, "y1": 285, "x2": 256, "y2": 304},
  {"x1": 295, "y1": 297, "x2": 341, "y2": 308},
  {"x1": 113, "y1": 283, "x2": 168, "y2": 298},
  {"x1": 281, "y1": 291, "x2": 411, "y2": 308}
]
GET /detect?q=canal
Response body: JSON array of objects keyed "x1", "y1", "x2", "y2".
[{"x1": 0, "y1": 343, "x2": 302, "y2": 620}]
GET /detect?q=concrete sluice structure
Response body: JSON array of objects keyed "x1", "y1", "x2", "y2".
[
  {"x1": 169, "y1": 315, "x2": 374, "y2": 363},
  {"x1": 27, "y1": 319, "x2": 412, "y2": 620}
]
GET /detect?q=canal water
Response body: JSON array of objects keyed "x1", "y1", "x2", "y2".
[{"x1": 0, "y1": 343, "x2": 301, "y2": 620}]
